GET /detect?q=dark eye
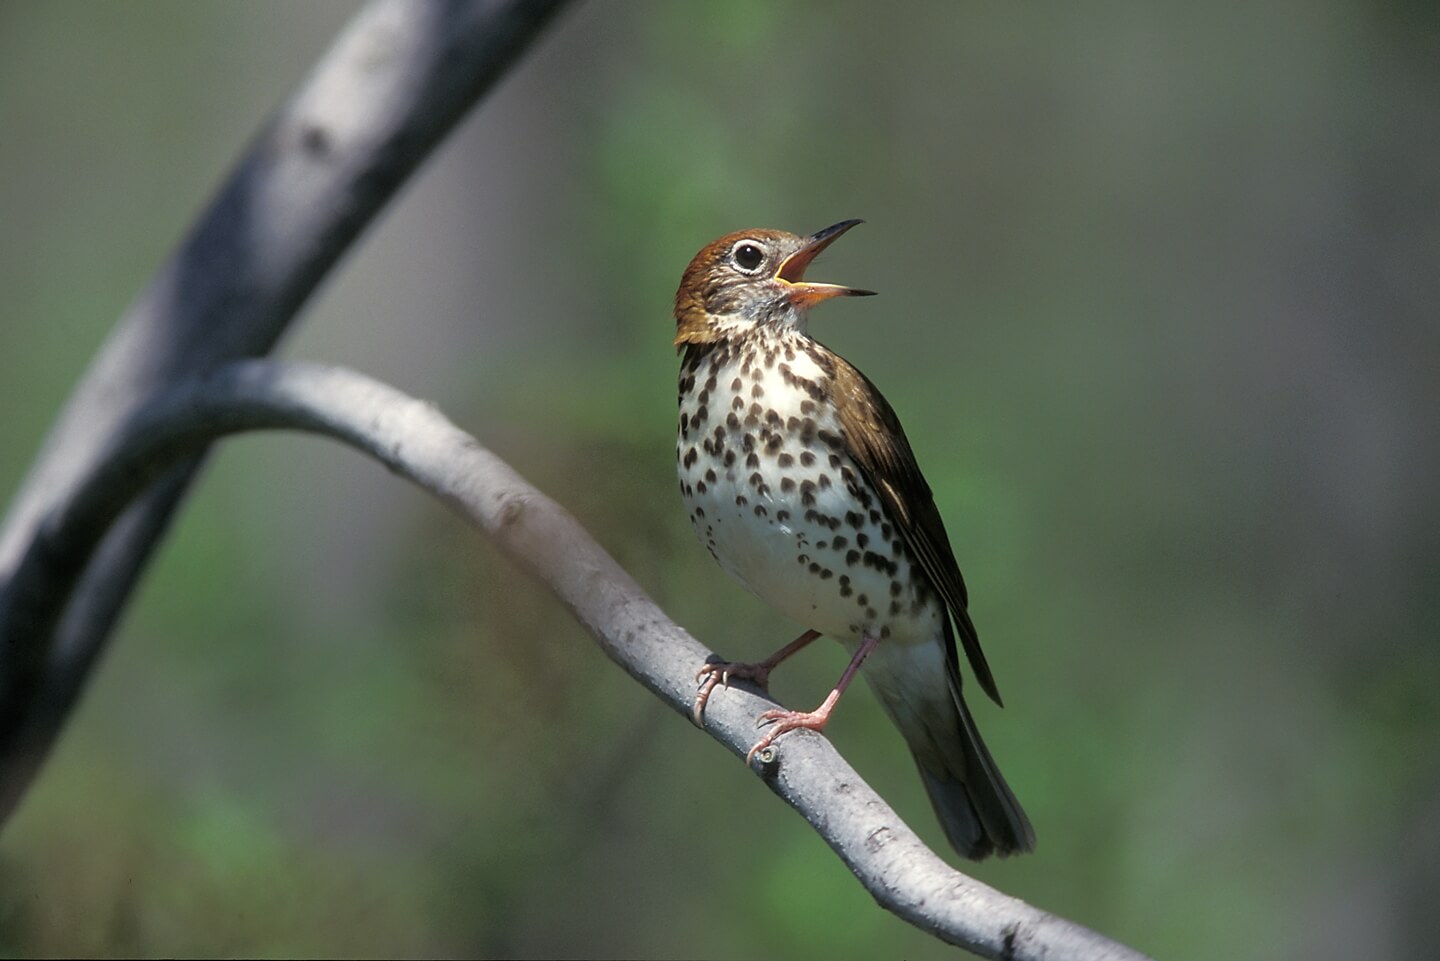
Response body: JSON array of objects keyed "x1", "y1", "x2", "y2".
[{"x1": 732, "y1": 242, "x2": 765, "y2": 272}]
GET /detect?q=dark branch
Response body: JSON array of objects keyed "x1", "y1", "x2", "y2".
[
  {"x1": 0, "y1": 360, "x2": 1152, "y2": 961},
  {"x1": 0, "y1": 0, "x2": 572, "y2": 828}
]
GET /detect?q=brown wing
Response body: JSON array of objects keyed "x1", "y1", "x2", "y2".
[{"x1": 828, "y1": 353, "x2": 1003, "y2": 706}]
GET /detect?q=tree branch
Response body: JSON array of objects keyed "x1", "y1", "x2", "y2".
[
  {"x1": 0, "y1": 0, "x2": 571, "y2": 832},
  {"x1": 0, "y1": 360, "x2": 1152, "y2": 961}
]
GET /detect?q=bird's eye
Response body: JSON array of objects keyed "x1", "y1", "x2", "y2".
[{"x1": 731, "y1": 241, "x2": 765, "y2": 273}]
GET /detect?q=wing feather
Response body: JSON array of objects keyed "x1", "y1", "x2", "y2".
[{"x1": 829, "y1": 353, "x2": 1002, "y2": 706}]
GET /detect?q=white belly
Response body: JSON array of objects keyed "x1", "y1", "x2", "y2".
[{"x1": 677, "y1": 340, "x2": 943, "y2": 645}]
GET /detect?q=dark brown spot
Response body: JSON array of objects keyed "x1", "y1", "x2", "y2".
[
  {"x1": 754, "y1": 504, "x2": 768, "y2": 517},
  {"x1": 683, "y1": 447, "x2": 698, "y2": 469},
  {"x1": 724, "y1": 450, "x2": 736, "y2": 466},
  {"x1": 856, "y1": 532, "x2": 869, "y2": 548},
  {"x1": 780, "y1": 478, "x2": 796, "y2": 493},
  {"x1": 820, "y1": 568, "x2": 833, "y2": 580},
  {"x1": 747, "y1": 451, "x2": 760, "y2": 469},
  {"x1": 800, "y1": 399, "x2": 816, "y2": 415},
  {"x1": 731, "y1": 377, "x2": 743, "y2": 391},
  {"x1": 776, "y1": 510, "x2": 790, "y2": 522},
  {"x1": 778, "y1": 453, "x2": 794, "y2": 468},
  {"x1": 752, "y1": 383, "x2": 764, "y2": 399},
  {"x1": 832, "y1": 536, "x2": 848, "y2": 549},
  {"x1": 800, "y1": 451, "x2": 816, "y2": 467},
  {"x1": 694, "y1": 506, "x2": 704, "y2": 518},
  {"x1": 890, "y1": 580, "x2": 904, "y2": 597},
  {"x1": 818, "y1": 474, "x2": 832, "y2": 489},
  {"x1": 765, "y1": 433, "x2": 783, "y2": 453},
  {"x1": 845, "y1": 511, "x2": 865, "y2": 529},
  {"x1": 736, "y1": 495, "x2": 748, "y2": 507},
  {"x1": 695, "y1": 480, "x2": 707, "y2": 493},
  {"x1": 889, "y1": 600, "x2": 902, "y2": 615},
  {"x1": 808, "y1": 562, "x2": 821, "y2": 574},
  {"x1": 846, "y1": 550, "x2": 860, "y2": 566}
]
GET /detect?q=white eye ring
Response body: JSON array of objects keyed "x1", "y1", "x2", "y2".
[{"x1": 729, "y1": 239, "x2": 767, "y2": 274}]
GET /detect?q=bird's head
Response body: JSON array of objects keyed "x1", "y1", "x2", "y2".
[{"x1": 673, "y1": 219, "x2": 875, "y2": 349}]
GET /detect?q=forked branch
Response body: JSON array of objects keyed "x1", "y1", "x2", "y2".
[{"x1": 0, "y1": 360, "x2": 1151, "y2": 961}]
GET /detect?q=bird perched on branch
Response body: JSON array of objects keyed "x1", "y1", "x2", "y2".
[{"x1": 674, "y1": 220, "x2": 1034, "y2": 860}]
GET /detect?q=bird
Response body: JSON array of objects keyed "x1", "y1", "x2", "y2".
[{"x1": 674, "y1": 220, "x2": 1035, "y2": 860}]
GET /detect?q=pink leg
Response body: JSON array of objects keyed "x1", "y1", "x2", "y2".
[
  {"x1": 692, "y1": 629, "x2": 822, "y2": 725},
  {"x1": 745, "y1": 631, "x2": 881, "y2": 763}
]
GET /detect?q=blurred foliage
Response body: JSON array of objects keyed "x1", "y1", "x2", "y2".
[{"x1": 2, "y1": 1, "x2": 1438, "y2": 958}]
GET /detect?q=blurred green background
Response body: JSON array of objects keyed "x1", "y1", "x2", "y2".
[{"x1": 2, "y1": 1, "x2": 1438, "y2": 958}]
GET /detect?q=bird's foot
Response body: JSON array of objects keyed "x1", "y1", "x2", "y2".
[
  {"x1": 692, "y1": 659, "x2": 773, "y2": 726},
  {"x1": 745, "y1": 706, "x2": 833, "y2": 764}
]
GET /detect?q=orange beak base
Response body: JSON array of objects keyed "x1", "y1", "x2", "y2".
[{"x1": 777, "y1": 219, "x2": 877, "y2": 306}]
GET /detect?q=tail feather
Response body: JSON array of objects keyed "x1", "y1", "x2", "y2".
[
  {"x1": 862, "y1": 640, "x2": 1035, "y2": 860},
  {"x1": 914, "y1": 691, "x2": 1035, "y2": 860}
]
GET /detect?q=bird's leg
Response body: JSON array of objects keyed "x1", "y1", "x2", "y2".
[
  {"x1": 692, "y1": 629, "x2": 822, "y2": 725},
  {"x1": 745, "y1": 631, "x2": 881, "y2": 763}
]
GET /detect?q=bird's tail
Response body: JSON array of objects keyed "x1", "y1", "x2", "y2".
[
  {"x1": 912, "y1": 688, "x2": 1035, "y2": 860},
  {"x1": 864, "y1": 645, "x2": 1035, "y2": 860}
]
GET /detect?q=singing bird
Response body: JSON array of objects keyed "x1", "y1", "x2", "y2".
[{"x1": 674, "y1": 220, "x2": 1034, "y2": 859}]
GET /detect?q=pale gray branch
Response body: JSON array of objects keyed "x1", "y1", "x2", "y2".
[
  {"x1": 0, "y1": 360, "x2": 1152, "y2": 961},
  {"x1": 0, "y1": 0, "x2": 571, "y2": 823}
]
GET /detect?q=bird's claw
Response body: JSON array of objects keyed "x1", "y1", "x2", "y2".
[
  {"x1": 692, "y1": 659, "x2": 772, "y2": 727},
  {"x1": 744, "y1": 708, "x2": 830, "y2": 763}
]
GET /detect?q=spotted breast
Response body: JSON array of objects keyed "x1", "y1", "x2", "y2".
[{"x1": 677, "y1": 327, "x2": 944, "y2": 650}]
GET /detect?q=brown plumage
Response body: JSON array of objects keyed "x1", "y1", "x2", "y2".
[{"x1": 674, "y1": 221, "x2": 1034, "y2": 860}]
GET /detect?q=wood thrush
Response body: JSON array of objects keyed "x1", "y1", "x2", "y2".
[{"x1": 674, "y1": 220, "x2": 1035, "y2": 860}]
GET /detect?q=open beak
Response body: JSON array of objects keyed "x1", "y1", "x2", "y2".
[{"x1": 776, "y1": 219, "x2": 877, "y2": 307}]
